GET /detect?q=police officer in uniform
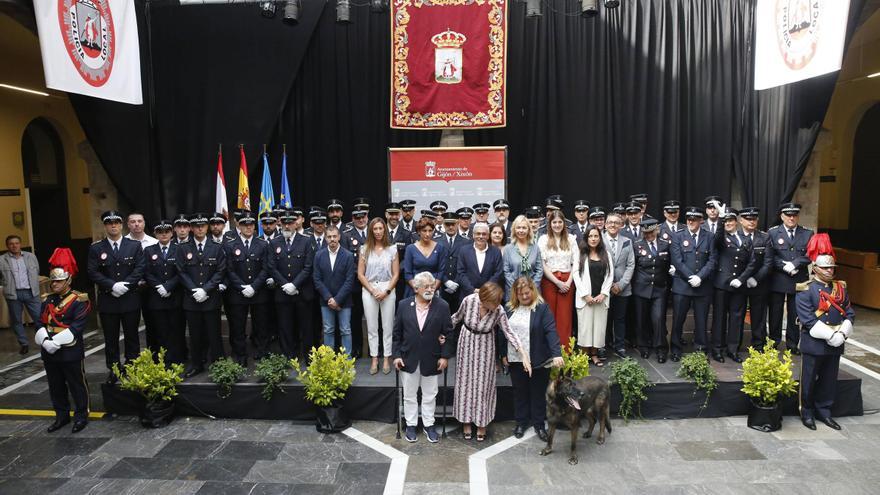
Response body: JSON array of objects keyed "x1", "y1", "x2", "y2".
[
  {"x1": 659, "y1": 200, "x2": 683, "y2": 243},
  {"x1": 342, "y1": 203, "x2": 370, "y2": 358},
  {"x1": 430, "y1": 201, "x2": 449, "y2": 233},
  {"x1": 710, "y1": 209, "x2": 758, "y2": 363},
  {"x1": 260, "y1": 210, "x2": 282, "y2": 347},
  {"x1": 87, "y1": 210, "x2": 145, "y2": 384},
  {"x1": 437, "y1": 211, "x2": 471, "y2": 348},
  {"x1": 630, "y1": 193, "x2": 648, "y2": 214},
  {"x1": 176, "y1": 213, "x2": 227, "y2": 377},
  {"x1": 569, "y1": 200, "x2": 590, "y2": 241},
  {"x1": 327, "y1": 199, "x2": 345, "y2": 231},
  {"x1": 768, "y1": 202, "x2": 813, "y2": 354},
  {"x1": 386, "y1": 202, "x2": 412, "y2": 303},
  {"x1": 209, "y1": 212, "x2": 228, "y2": 244},
  {"x1": 261, "y1": 209, "x2": 281, "y2": 241},
  {"x1": 172, "y1": 214, "x2": 192, "y2": 244},
  {"x1": 703, "y1": 196, "x2": 724, "y2": 235},
  {"x1": 36, "y1": 266, "x2": 91, "y2": 433},
  {"x1": 143, "y1": 220, "x2": 185, "y2": 365},
  {"x1": 796, "y1": 248, "x2": 853, "y2": 430},
  {"x1": 538, "y1": 195, "x2": 565, "y2": 236},
  {"x1": 400, "y1": 199, "x2": 417, "y2": 233},
  {"x1": 622, "y1": 202, "x2": 643, "y2": 240},
  {"x1": 588, "y1": 206, "x2": 606, "y2": 231},
  {"x1": 610, "y1": 202, "x2": 627, "y2": 218},
  {"x1": 669, "y1": 207, "x2": 717, "y2": 361},
  {"x1": 269, "y1": 209, "x2": 315, "y2": 360},
  {"x1": 525, "y1": 206, "x2": 543, "y2": 236},
  {"x1": 493, "y1": 199, "x2": 512, "y2": 240},
  {"x1": 457, "y1": 207, "x2": 474, "y2": 238},
  {"x1": 738, "y1": 207, "x2": 774, "y2": 349},
  {"x1": 632, "y1": 216, "x2": 671, "y2": 362},
  {"x1": 472, "y1": 202, "x2": 491, "y2": 225}
]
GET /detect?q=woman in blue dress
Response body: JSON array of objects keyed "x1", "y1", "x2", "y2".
[{"x1": 403, "y1": 217, "x2": 447, "y2": 298}]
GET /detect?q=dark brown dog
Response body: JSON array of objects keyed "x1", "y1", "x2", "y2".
[{"x1": 540, "y1": 375, "x2": 612, "y2": 465}]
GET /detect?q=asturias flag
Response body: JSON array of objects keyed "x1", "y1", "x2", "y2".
[
  {"x1": 237, "y1": 145, "x2": 250, "y2": 211},
  {"x1": 279, "y1": 147, "x2": 292, "y2": 209},
  {"x1": 258, "y1": 151, "x2": 275, "y2": 237}
]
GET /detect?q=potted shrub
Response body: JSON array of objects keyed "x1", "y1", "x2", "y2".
[
  {"x1": 254, "y1": 353, "x2": 292, "y2": 401},
  {"x1": 113, "y1": 348, "x2": 183, "y2": 428},
  {"x1": 292, "y1": 345, "x2": 357, "y2": 433},
  {"x1": 209, "y1": 357, "x2": 248, "y2": 399},
  {"x1": 677, "y1": 352, "x2": 717, "y2": 413},
  {"x1": 610, "y1": 357, "x2": 653, "y2": 423},
  {"x1": 741, "y1": 338, "x2": 798, "y2": 432},
  {"x1": 550, "y1": 338, "x2": 591, "y2": 381}
]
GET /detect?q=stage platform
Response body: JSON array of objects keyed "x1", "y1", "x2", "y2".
[{"x1": 102, "y1": 353, "x2": 863, "y2": 423}]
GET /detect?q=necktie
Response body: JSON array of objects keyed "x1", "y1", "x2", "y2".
[
  {"x1": 162, "y1": 246, "x2": 168, "y2": 259},
  {"x1": 748, "y1": 233, "x2": 753, "y2": 242},
  {"x1": 581, "y1": 225, "x2": 585, "y2": 234},
  {"x1": 449, "y1": 236, "x2": 454, "y2": 247},
  {"x1": 650, "y1": 242, "x2": 657, "y2": 256},
  {"x1": 244, "y1": 239, "x2": 250, "y2": 252},
  {"x1": 198, "y1": 243, "x2": 203, "y2": 255},
  {"x1": 788, "y1": 228, "x2": 795, "y2": 240},
  {"x1": 287, "y1": 238, "x2": 292, "y2": 250},
  {"x1": 692, "y1": 232, "x2": 697, "y2": 243},
  {"x1": 734, "y1": 234, "x2": 741, "y2": 247},
  {"x1": 611, "y1": 238, "x2": 617, "y2": 257},
  {"x1": 112, "y1": 241, "x2": 118, "y2": 254},
  {"x1": 391, "y1": 229, "x2": 396, "y2": 239},
  {"x1": 316, "y1": 238, "x2": 322, "y2": 249}
]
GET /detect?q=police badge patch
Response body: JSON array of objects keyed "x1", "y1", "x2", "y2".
[{"x1": 58, "y1": 0, "x2": 116, "y2": 87}]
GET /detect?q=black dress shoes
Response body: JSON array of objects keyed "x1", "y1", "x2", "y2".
[
  {"x1": 534, "y1": 426, "x2": 548, "y2": 442},
  {"x1": 19, "y1": 344, "x2": 28, "y2": 355},
  {"x1": 71, "y1": 421, "x2": 88, "y2": 433},
  {"x1": 640, "y1": 350, "x2": 650, "y2": 359},
  {"x1": 47, "y1": 418, "x2": 70, "y2": 433},
  {"x1": 597, "y1": 348, "x2": 608, "y2": 360},
  {"x1": 726, "y1": 351, "x2": 743, "y2": 363},
  {"x1": 613, "y1": 348, "x2": 627, "y2": 359},
  {"x1": 184, "y1": 367, "x2": 203, "y2": 379},
  {"x1": 818, "y1": 417, "x2": 841, "y2": 430},
  {"x1": 670, "y1": 354, "x2": 681, "y2": 362},
  {"x1": 657, "y1": 354, "x2": 667, "y2": 364},
  {"x1": 105, "y1": 372, "x2": 118, "y2": 385},
  {"x1": 801, "y1": 416, "x2": 816, "y2": 430},
  {"x1": 513, "y1": 425, "x2": 526, "y2": 439},
  {"x1": 789, "y1": 347, "x2": 801, "y2": 356},
  {"x1": 711, "y1": 351, "x2": 725, "y2": 363}
]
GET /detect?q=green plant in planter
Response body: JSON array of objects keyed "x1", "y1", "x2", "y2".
[
  {"x1": 677, "y1": 352, "x2": 717, "y2": 412},
  {"x1": 113, "y1": 348, "x2": 183, "y2": 403},
  {"x1": 209, "y1": 357, "x2": 248, "y2": 399},
  {"x1": 254, "y1": 353, "x2": 292, "y2": 400},
  {"x1": 291, "y1": 345, "x2": 357, "y2": 407},
  {"x1": 610, "y1": 357, "x2": 653, "y2": 423},
  {"x1": 550, "y1": 338, "x2": 590, "y2": 381},
  {"x1": 741, "y1": 338, "x2": 798, "y2": 407}
]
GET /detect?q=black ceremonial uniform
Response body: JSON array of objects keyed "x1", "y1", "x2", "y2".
[
  {"x1": 388, "y1": 224, "x2": 413, "y2": 303},
  {"x1": 87, "y1": 237, "x2": 145, "y2": 371},
  {"x1": 632, "y1": 238, "x2": 671, "y2": 358},
  {"x1": 39, "y1": 291, "x2": 91, "y2": 426},
  {"x1": 268, "y1": 234, "x2": 315, "y2": 359},
  {"x1": 224, "y1": 235, "x2": 271, "y2": 362},
  {"x1": 342, "y1": 226, "x2": 368, "y2": 357},
  {"x1": 711, "y1": 229, "x2": 757, "y2": 358},
  {"x1": 742, "y1": 229, "x2": 773, "y2": 348},
  {"x1": 143, "y1": 242, "x2": 185, "y2": 365},
  {"x1": 176, "y1": 238, "x2": 226, "y2": 373},
  {"x1": 768, "y1": 224, "x2": 813, "y2": 350}
]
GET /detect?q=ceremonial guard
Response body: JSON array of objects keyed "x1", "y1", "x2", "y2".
[
  {"x1": 768, "y1": 202, "x2": 813, "y2": 354},
  {"x1": 36, "y1": 265, "x2": 91, "y2": 433},
  {"x1": 342, "y1": 201, "x2": 370, "y2": 358},
  {"x1": 631, "y1": 217, "x2": 671, "y2": 362},
  {"x1": 176, "y1": 213, "x2": 226, "y2": 377},
  {"x1": 268, "y1": 209, "x2": 315, "y2": 360},
  {"x1": 87, "y1": 210, "x2": 145, "y2": 384},
  {"x1": 739, "y1": 207, "x2": 774, "y2": 348},
  {"x1": 223, "y1": 212, "x2": 271, "y2": 365},
  {"x1": 493, "y1": 199, "x2": 512, "y2": 240},
  {"x1": 143, "y1": 220, "x2": 185, "y2": 365},
  {"x1": 796, "y1": 235, "x2": 853, "y2": 431},
  {"x1": 669, "y1": 207, "x2": 717, "y2": 361}
]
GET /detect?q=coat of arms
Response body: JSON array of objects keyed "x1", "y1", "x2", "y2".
[{"x1": 432, "y1": 29, "x2": 467, "y2": 84}]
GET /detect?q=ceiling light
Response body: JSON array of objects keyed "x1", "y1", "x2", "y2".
[
  {"x1": 868, "y1": 72, "x2": 880, "y2": 78},
  {"x1": 0, "y1": 84, "x2": 49, "y2": 97}
]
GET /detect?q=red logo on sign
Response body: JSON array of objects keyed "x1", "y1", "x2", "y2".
[{"x1": 58, "y1": 0, "x2": 116, "y2": 87}]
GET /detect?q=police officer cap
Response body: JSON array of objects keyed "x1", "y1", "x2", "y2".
[
  {"x1": 385, "y1": 202, "x2": 402, "y2": 213},
  {"x1": 545, "y1": 195, "x2": 563, "y2": 210},
  {"x1": 259, "y1": 210, "x2": 278, "y2": 223},
  {"x1": 663, "y1": 200, "x2": 681, "y2": 212},
  {"x1": 209, "y1": 212, "x2": 227, "y2": 224},
  {"x1": 232, "y1": 208, "x2": 249, "y2": 221},
  {"x1": 400, "y1": 199, "x2": 417, "y2": 210},
  {"x1": 472, "y1": 203, "x2": 490, "y2": 213},
  {"x1": 290, "y1": 206, "x2": 304, "y2": 217},
  {"x1": 525, "y1": 206, "x2": 543, "y2": 219},
  {"x1": 430, "y1": 200, "x2": 448, "y2": 212},
  {"x1": 271, "y1": 206, "x2": 287, "y2": 217},
  {"x1": 493, "y1": 199, "x2": 510, "y2": 210},
  {"x1": 101, "y1": 210, "x2": 123, "y2": 223},
  {"x1": 352, "y1": 208, "x2": 369, "y2": 218},
  {"x1": 739, "y1": 206, "x2": 760, "y2": 218},
  {"x1": 189, "y1": 212, "x2": 209, "y2": 225},
  {"x1": 173, "y1": 213, "x2": 190, "y2": 226},
  {"x1": 309, "y1": 208, "x2": 327, "y2": 222},
  {"x1": 457, "y1": 207, "x2": 474, "y2": 219},
  {"x1": 630, "y1": 193, "x2": 648, "y2": 205},
  {"x1": 588, "y1": 206, "x2": 606, "y2": 218},
  {"x1": 352, "y1": 197, "x2": 371, "y2": 209},
  {"x1": 153, "y1": 219, "x2": 174, "y2": 232},
  {"x1": 640, "y1": 215, "x2": 659, "y2": 231},
  {"x1": 421, "y1": 209, "x2": 439, "y2": 220},
  {"x1": 704, "y1": 195, "x2": 724, "y2": 206},
  {"x1": 611, "y1": 202, "x2": 626, "y2": 214},
  {"x1": 684, "y1": 206, "x2": 704, "y2": 219},
  {"x1": 279, "y1": 209, "x2": 297, "y2": 222},
  {"x1": 573, "y1": 200, "x2": 590, "y2": 211},
  {"x1": 235, "y1": 212, "x2": 256, "y2": 225},
  {"x1": 625, "y1": 202, "x2": 642, "y2": 213},
  {"x1": 327, "y1": 199, "x2": 344, "y2": 210},
  {"x1": 721, "y1": 208, "x2": 738, "y2": 221},
  {"x1": 779, "y1": 202, "x2": 801, "y2": 215},
  {"x1": 442, "y1": 212, "x2": 459, "y2": 224}
]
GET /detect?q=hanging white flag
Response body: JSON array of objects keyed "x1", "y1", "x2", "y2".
[
  {"x1": 34, "y1": 0, "x2": 143, "y2": 104},
  {"x1": 754, "y1": 0, "x2": 851, "y2": 91}
]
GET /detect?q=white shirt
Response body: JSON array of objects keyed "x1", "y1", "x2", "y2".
[
  {"x1": 707, "y1": 221, "x2": 717, "y2": 234},
  {"x1": 125, "y1": 233, "x2": 158, "y2": 248},
  {"x1": 507, "y1": 307, "x2": 532, "y2": 363},
  {"x1": 666, "y1": 221, "x2": 678, "y2": 233},
  {"x1": 329, "y1": 247, "x2": 339, "y2": 271},
  {"x1": 474, "y1": 244, "x2": 488, "y2": 273},
  {"x1": 538, "y1": 233, "x2": 579, "y2": 273}
]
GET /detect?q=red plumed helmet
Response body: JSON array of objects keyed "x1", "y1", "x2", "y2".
[
  {"x1": 806, "y1": 233, "x2": 835, "y2": 263},
  {"x1": 48, "y1": 248, "x2": 78, "y2": 278}
]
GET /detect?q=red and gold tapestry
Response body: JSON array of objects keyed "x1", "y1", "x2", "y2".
[{"x1": 391, "y1": 0, "x2": 507, "y2": 129}]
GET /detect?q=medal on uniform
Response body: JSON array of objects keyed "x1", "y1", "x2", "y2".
[
  {"x1": 100, "y1": 252, "x2": 107, "y2": 260},
  {"x1": 683, "y1": 240, "x2": 690, "y2": 247},
  {"x1": 276, "y1": 246, "x2": 282, "y2": 254},
  {"x1": 151, "y1": 254, "x2": 158, "y2": 260},
  {"x1": 640, "y1": 249, "x2": 647, "y2": 256},
  {"x1": 235, "y1": 248, "x2": 241, "y2": 256},
  {"x1": 662, "y1": 233, "x2": 669, "y2": 240},
  {"x1": 778, "y1": 238, "x2": 784, "y2": 245},
  {"x1": 187, "y1": 252, "x2": 193, "y2": 260},
  {"x1": 352, "y1": 239, "x2": 358, "y2": 246}
]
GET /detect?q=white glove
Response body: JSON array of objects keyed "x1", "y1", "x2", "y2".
[
  {"x1": 192, "y1": 288, "x2": 208, "y2": 302},
  {"x1": 35, "y1": 327, "x2": 49, "y2": 347},
  {"x1": 241, "y1": 285, "x2": 255, "y2": 298},
  {"x1": 746, "y1": 277, "x2": 758, "y2": 289},
  {"x1": 42, "y1": 339, "x2": 61, "y2": 354},
  {"x1": 828, "y1": 332, "x2": 845, "y2": 347},
  {"x1": 809, "y1": 320, "x2": 834, "y2": 340},
  {"x1": 111, "y1": 282, "x2": 129, "y2": 297},
  {"x1": 688, "y1": 275, "x2": 701, "y2": 288},
  {"x1": 282, "y1": 283, "x2": 296, "y2": 296},
  {"x1": 156, "y1": 285, "x2": 169, "y2": 297},
  {"x1": 668, "y1": 266, "x2": 676, "y2": 276},
  {"x1": 790, "y1": 269, "x2": 799, "y2": 276},
  {"x1": 444, "y1": 286, "x2": 456, "y2": 294},
  {"x1": 710, "y1": 200, "x2": 726, "y2": 217},
  {"x1": 266, "y1": 278, "x2": 275, "y2": 287},
  {"x1": 219, "y1": 283, "x2": 227, "y2": 292},
  {"x1": 444, "y1": 280, "x2": 459, "y2": 292},
  {"x1": 729, "y1": 279, "x2": 742, "y2": 289},
  {"x1": 840, "y1": 319, "x2": 853, "y2": 339},
  {"x1": 783, "y1": 262, "x2": 795, "y2": 274},
  {"x1": 52, "y1": 329, "x2": 74, "y2": 346}
]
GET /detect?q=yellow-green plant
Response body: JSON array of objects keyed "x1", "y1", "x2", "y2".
[
  {"x1": 550, "y1": 337, "x2": 591, "y2": 381},
  {"x1": 113, "y1": 348, "x2": 183, "y2": 403},
  {"x1": 291, "y1": 345, "x2": 357, "y2": 407},
  {"x1": 741, "y1": 338, "x2": 799, "y2": 407}
]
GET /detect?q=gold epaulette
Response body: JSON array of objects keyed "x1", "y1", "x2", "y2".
[
  {"x1": 74, "y1": 291, "x2": 89, "y2": 302},
  {"x1": 795, "y1": 282, "x2": 811, "y2": 292}
]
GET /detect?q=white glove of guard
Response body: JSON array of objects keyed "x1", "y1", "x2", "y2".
[
  {"x1": 192, "y1": 288, "x2": 208, "y2": 302},
  {"x1": 242, "y1": 285, "x2": 255, "y2": 298},
  {"x1": 783, "y1": 262, "x2": 795, "y2": 274},
  {"x1": 828, "y1": 331, "x2": 845, "y2": 347},
  {"x1": 156, "y1": 285, "x2": 169, "y2": 297},
  {"x1": 35, "y1": 327, "x2": 49, "y2": 347},
  {"x1": 729, "y1": 279, "x2": 742, "y2": 289},
  {"x1": 688, "y1": 275, "x2": 701, "y2": 288},
  {"x1": 282, "y1": 283, "x2": 296, "y2": 296},
  {"x1": 840, "y1": 319, "x2": 853, "y2": 339},
  {"x1": 668, "y1": 266, "x2": 676, "y2": 276},
  {"x1": 111, "y1": 281, "x2": 128, "y2": 297},
  {"x1": 219, "y1": 283, "x2": 227, "y2": 292},
  {"x1": 42, "y1": 339, "x2": 61, "y2": 354},
  {"x1": 809, "y1": 320, "x2": 834, "y2": 340},
  {"x1": 791, "y1": 269, "x2": 799, "y2": 276},
  {"x1": 266, "y1": 278, "x2": 275, "y2": 287},
  {"x1": 444, "y1": 280, "x2": 459, "y2": 292},
  {"x1": 746, "y1": 277, "x2": 758, "y2": 289}
]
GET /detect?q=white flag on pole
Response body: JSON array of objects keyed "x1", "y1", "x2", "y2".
[
  {"x1": 34, "y1": 0, "x2": 143, "y2": 104},
  {"x1": 216, "y1": 149, "x2": 230, "y2": 233},
  {"x1": 754, "y1": 0, "x2": 851, "y2": 91}
]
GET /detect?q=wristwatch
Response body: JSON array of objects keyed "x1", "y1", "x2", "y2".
[{"x1": 385, "y1": 289, "x2": 392, "y2": 295}]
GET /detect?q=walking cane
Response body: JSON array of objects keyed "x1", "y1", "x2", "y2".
[
  {"x1": 441, "y1": 367, "x2": 448, "y2": 438},
  {"x1": 395, "y1": 368, "x2": 402, "y2": 439}
]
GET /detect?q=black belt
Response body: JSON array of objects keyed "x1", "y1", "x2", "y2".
[{"x1": 464, "y1": 325, "x2": 493, "y2": 335}]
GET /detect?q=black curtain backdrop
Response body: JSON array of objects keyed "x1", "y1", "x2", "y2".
[{"x1": 70, "y1": 0, "x2": 864, "y2": 229}]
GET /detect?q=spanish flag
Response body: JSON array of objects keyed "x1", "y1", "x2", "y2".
[{"x1": 237, "y1": 145, "x2": 250, "y2": 211}]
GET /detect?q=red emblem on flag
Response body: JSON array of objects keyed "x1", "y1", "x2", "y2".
[{"x1": 57, "y1": 0, "x2": 116, "y2": 87}]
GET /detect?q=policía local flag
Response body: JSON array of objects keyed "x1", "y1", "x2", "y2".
[
  {"x1": 214, "y1": 146, "x2": 229, "y2": 232},
  {"x1": 237, "y1": 145, "x2": 250, "y2": 211},
  {"x1": 391, "y1": 0, "x2": 507, "y2": 129},
  {"x1": 258, "y1": 151, "x2": 275, "y2": 237},
  {"x1": 279, "y1": 148, "x2": 292, "y2": 209},
  {"x1": 34, "y1": 0, "x2": 143, "y2": 104}
]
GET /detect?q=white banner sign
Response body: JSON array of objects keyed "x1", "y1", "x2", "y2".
[
  {"x1": 34, "y1": 0, "x2": 143, "y2": 104},
  {"x1": 754, "y1": 0, "x2": 851, "y2": 91}
]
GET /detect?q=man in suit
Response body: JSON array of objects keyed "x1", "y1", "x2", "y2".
[
  {"x1": 711, "y1": 209, "x2": 758, "y2": 363},
  {"x1": 632, "y1": 216, "x2": 671, "y2": 362},
  {"x1": 456, "y1": 222, "x2": 503, "y2": 300},
  {"x1": 659, "y1": 200, "x2": 684, "y2": 243},
  {"x1": 142, "y1": 220, "x2": 185, "y2": 365},
  {"x1": 768, "y1": 202, "x2": 813, "y2": 354},
  {"x1": 603, "y1": 213, "x2": 635, "y2": 358},
  {"x1": 313, "y1": 225, "x2": 356, "y2": 353},
  {"x1": 493, "y1": 199, "x2": 512, "y2": 241},
  {"x1": 223, "y1": 212, "x2": 271, "y2": 365},
  {"x1": 569, "y1": 200, "x2": 590, "y2": 241},
  {"x1": 670, "y1": 207, "x2": 718, "y2": 361},
  {"x1": 176, "y1": 213, "x2": 227, "y2": 378},
  {"x1": 269, "y1": 209, "x2": 315, "y2": 360},
  {"x1": 0, "y1": 234, "x2": 41, "y2": 354},
  {"x1": 392, "y1": 271, "x2": 453, "y2": 443},
  {"x1": 739, "y1": 207, "x2": 774, "y2": 349},
  {"x1": 342, "y1": 202, "x2": 370, "y2": 358},
  {"x1": 87, "y1": 210, "x2": 145, "y2": 384}
]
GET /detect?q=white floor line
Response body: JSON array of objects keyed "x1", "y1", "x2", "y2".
[
  {"x1": 0, "y1": 330, "x2": 99, "y2": 374},
  {"x1": 845, "y1": 338, "x2": 880, "y2": 358},
  {"x1": 469, "y1": 429, "x2": 536, "y2": 495},
  {"x1": 342, "y1": 426, "x2": 408, "y2": 495},
  {"x1": 840, "y1": 356, "x2": 880, "y2": 382}
]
